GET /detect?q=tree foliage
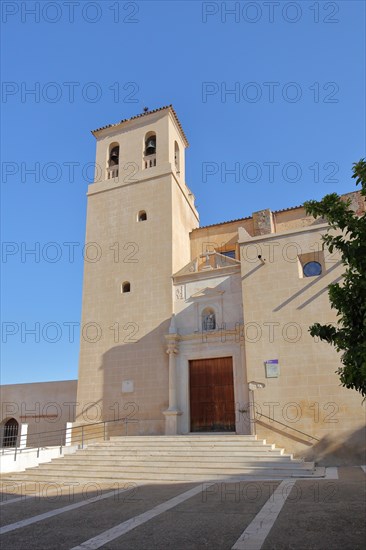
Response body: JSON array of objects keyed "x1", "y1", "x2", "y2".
[{"x1": 303, "y1": 160, "x2": 366, "y2": 397}]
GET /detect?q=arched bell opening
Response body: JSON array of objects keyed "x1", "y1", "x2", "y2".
[
  {"x1": 174, "y1": 141, "x2": 180, "y2": 174},
  {"x1": 107, "y1": 142, "x2": 120, "y2": 179},
  {"x1": 143, "y1": 132, "x2": 157, "y2": 169}
]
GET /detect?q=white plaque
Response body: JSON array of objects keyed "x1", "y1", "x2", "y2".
[
  {"x1": 122, "y1": 380, "x2": 134, "y2": 393},
  {"x1": 265, "y1": 360, "x2": 280, "y2": 378}
]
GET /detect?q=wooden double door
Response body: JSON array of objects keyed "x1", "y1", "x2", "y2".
[{"x1": 189, "y1": 357, "x2": 235, "y2": 432}]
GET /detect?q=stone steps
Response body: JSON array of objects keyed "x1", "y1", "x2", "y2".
[
  {"x1": 98, "y1": 439, "x2": 269, "y2": 447},
  {"x1": 1, "y1": 435, "x2": 322, "y2": 484},
  {"x1": 2, "y1": 469, "x2": 317, "y2": 483},
  {"x1": 51, "y1": 454, "x2": 293, "y2": 464},
  {"x1": 2, "y1": 468, "x2": 313, "y2": 485},
  {"x1": 88, "y1": 443, "x2": 278, "y2": 449},
  {"x1": 107, "y1": 435, "x2": 258, "y2": 441},
  {"x1": 33, "y1": 459, "x2": 308, "y2": 471},
  {"x1": 83, "y1": 448, "x2": 283, "y2": 456}
]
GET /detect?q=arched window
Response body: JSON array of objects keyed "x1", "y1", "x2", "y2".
[
  {"x1": 138, "y1": 210, "x2": 147, "y2": 222},
  {"x1": 174, "y1": 141, "x2": 180, "y2": 173},
  {"x1": 202, "y1": 307, "x2": 216, "y2": 331},
  {"x1": 107, "y1": 142, "x2": 119, "y2": 179},
  {"x1": 144, "y1": 132, "x2": 157, "y2": 169},
  {"x1": 1, "y1": 418, "x2": 19, "y2": 447},
  {"x1": 122, "y1": 281, "x2": 131, "y2": 293}
]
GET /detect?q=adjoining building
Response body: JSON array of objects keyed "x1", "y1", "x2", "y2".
[{"x1": 0, "y1": 380, "x2": 77, "y2": 447}]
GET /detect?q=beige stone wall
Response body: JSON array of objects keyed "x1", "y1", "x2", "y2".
[
  {"x1": 239, "y1": 223, "x2": 365, "y2": 459},
  {"x1": 77, "y1": 174, "x2": 173, "y2": 430},
  {"x1": 190, "y1": 191, "x2": 365, "y2": 261},
  {"x1": 171, "y1": 172, "x2": 199, "y2": 275},
  {"x1": 190, "y1": 218, "x2": 254, "y2": 260},
  {"x1": 76, "y1": 109, "x2": 198, "y2": 435},
  {"x1": 0, "y1": 380, "x2": 77, "y2": 446},
  {"x1": 273, "y1": 206, "x2": 311, "y2": 233}
]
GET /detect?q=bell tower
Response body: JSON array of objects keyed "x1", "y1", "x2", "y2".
[{"x1": 75, "y1": 106, "x2": 199, "y2": 433}]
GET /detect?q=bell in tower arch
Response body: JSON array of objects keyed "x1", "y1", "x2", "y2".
[
  {"x1": 145, "y1": 136, "x2": 156, "y2": 156},
  {"x1": 109, "y1": 146, "x2": 119, "y2": 167}
]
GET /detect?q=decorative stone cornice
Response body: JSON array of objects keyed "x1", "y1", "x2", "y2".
[
  {"x1": 189, "y1": 287, "x2": 225, "y2": 300},
  {"x1": 166, "y1": 342, "x2": 179, "y2": 355},
  {"x1": 177, "y1": 326, "x2": 244, "y2": 344},
  {"x1": 173, "y1": 264, "x2": 240, "y2": 284},
  {"x1": 165, "y1": 332, "x2": 181, "y2": 354}
]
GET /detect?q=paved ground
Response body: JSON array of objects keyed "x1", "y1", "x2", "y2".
[{"x1": 0, "y1": 467, "x2": 365, "y2": 549}]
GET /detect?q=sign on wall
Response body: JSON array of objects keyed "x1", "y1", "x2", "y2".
[{"x1": 264, "y1": 359, "x2": 280, "y2": 378}]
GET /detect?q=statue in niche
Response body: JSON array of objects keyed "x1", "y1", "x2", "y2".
[{"x1": 202, "y1": 311, "x2": 216, "y2": 331}]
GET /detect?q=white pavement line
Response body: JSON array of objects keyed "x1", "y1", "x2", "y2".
[
  {"x1": 325, "y1": 467, "x2": 339, "y2": 479},
  {"x1": 231, "y1": 479, "x2": 296, "y2": 550},
  {"x1": 361, "y1": 465, "x2": 366, "y2": 474},
  {"x1": 0, "y1": 495, "x2": 33, "y2": 507},
  {"x1": 70, "y1": 484, "x2": 206, "y2": 550},
  {"x1": 0, "y1": 487, "x2": 130, "y2": 535}
]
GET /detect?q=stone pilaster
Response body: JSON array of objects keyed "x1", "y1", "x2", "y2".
[{"x1": 163, "y1": 333, "x2": 182, "y2": 435}]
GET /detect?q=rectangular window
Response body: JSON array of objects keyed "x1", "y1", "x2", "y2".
[{"x1": 220, "y1": 250, "x2": 236, "y2": 259}]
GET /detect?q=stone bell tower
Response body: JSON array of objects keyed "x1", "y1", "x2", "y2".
[{"x1": 75, "y1": 106, "x2": 199, "y2": 433}]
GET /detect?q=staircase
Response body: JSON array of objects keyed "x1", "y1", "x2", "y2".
[{"x1": 1, "y1": 435, "x2": 323, "y2": 484}]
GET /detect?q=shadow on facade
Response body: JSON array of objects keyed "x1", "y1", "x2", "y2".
[
  {"x1": 98, "y1": 319, "x2": 171, "y2": 437},
  {"x1": 273, "y1": 261, "x2": 342, "y2": 312},
  {"x1": 75, "y1": 273, "x2": 246, "y2": 439},
  {"x1": 255, "y1": 418, "x2": 315, "y2": 449}
]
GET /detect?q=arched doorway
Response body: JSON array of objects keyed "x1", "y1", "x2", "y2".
[{"x1": 2, "y1": 418, "x2": 19, "y2": 447}]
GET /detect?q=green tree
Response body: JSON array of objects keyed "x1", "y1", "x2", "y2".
[{"x1": 303, "y1": 160, "x2": 366, "y2": 397}]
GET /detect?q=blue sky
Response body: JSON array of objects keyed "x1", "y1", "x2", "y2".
[{"x1": 1, "y1": 1, "x2": 365, "y2": 384}]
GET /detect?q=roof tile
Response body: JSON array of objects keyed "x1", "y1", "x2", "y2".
[{"x1": 91, "y1": 105, "x2": 189, "y2": 146}]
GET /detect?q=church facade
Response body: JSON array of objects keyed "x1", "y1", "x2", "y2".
[{"x1": 75, "y1": 105, "x2": 365, "y2": 460}]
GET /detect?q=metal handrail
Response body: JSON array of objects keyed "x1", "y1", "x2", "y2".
[
  {"x1": 1, "y1": 416, "x2": 139, "y2": 461},
  {"x1": 255, "y1": 411, "x2": 320, "y2": 442}
]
